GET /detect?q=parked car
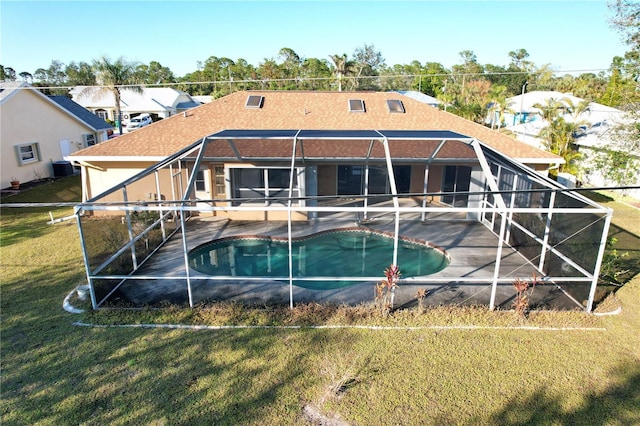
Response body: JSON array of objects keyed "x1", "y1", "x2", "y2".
[{"x1": 126, "y1": 113, "x2": 152, "y2": 131}]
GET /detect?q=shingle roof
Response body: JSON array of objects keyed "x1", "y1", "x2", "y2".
[
  {"x1": 71, "y1": 90, "x2": 560, "y2": 163},
  {"x1": 49, "y1": 96, "x2": 113, "y2": 131}
]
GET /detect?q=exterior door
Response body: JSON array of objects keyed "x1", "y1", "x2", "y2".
[
  {"x1": 194, "y1": 167, "x2": 212, "y2": 211},
  {"x1": 442, "y1": 165, "x2": 472, "y2": 207}
]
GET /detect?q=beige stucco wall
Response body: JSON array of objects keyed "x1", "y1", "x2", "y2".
[
  {"x1": 0, "y1": 89, "x2": 107, "y2": 188},
  {"x1": 83, "y1": 161, "x2": 183, "y2": 202}
]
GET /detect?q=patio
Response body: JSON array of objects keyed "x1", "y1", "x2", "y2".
[{"x1": 106, "y1": 210, "x2": 585, "y2": 311}]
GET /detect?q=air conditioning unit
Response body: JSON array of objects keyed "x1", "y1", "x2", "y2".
[{"x1": 83, "y1": 133, "x2": 96, "y2": 147}]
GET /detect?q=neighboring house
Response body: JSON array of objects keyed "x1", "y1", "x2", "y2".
[
  {"x1": 396, "y1": 90, "x2": 441, "y2": 107},
  {"x1": 574, "y1": 112, "x2": 640, "y2": 198},
  {"x1": 0, "y1": 81, "x2": 111, "y2": 189},
  {"x1": 502, "y1": 91, "x2": 636, "y2": 195},
  {"x1": 504, "y1": 91, "x2": 623, "y2": 147},
  {"x1": 69, "y1": 86, "x2": 202, "y2": 127},
  {"x1": 69, "y1": 91, "x2": 562, "y2": 208},
  {"x1": 192, "y1": 95, "x2": 214, "y2": 104}
]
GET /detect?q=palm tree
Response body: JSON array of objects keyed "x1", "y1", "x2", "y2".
[
  {"x1": 487, "y1": 85, "x2": 514, "y2": 130},
  {"x1": 329, "y1": 54, "x2": 351, "y2": 91},
  {"x1": 88, "y1": 56, "x2": 142, "y2": 134},
  {"x1": 532, "y1": 97, "x2": 565, "y2": 122},
  {"x1": 538, "y1": 116, "x2": 589, "y2": 174}
]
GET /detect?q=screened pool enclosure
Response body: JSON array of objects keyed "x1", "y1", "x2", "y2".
[{"x1": 75, "y1": 129, "x2": 612, "y2": 312}]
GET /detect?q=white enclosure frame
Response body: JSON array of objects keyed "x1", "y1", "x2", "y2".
[{"x1": 75, "y1": 129, "x2": 612, "y2": 312}]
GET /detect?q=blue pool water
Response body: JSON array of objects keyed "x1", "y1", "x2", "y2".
[{"x1": 188, "y1": 228, "x2": 450, "y2": 289}]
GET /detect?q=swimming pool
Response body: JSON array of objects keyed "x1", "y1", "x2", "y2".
[{"x1": 188, "y1": 227, "x2": 450, "y2": 289}]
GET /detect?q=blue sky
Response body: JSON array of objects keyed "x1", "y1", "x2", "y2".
[{"x1": 0, "y1": 1, "x2": 628, "y2": 78}]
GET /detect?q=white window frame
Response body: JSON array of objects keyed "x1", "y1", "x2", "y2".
[{"x1": 15, "y1": 142, "x2": 41, "y2": 165}]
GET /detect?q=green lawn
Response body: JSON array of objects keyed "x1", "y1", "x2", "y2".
[{"x1": 1, "y1": 177, "x2": 639, "y2": 425}]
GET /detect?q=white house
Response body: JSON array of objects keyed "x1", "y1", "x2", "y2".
[
  {"x1": 504, "y1": 91, "x2": 623, "y2": 145},
  {"x1": 396, "y1": 90, "x2": 441, "y2": 107},
  {"x1": 0, "y1": 81, "x2": 112, "y2": 189},
  {"x1": 69, "y1": 86, "x2": 202, "y2": 127},
  {"x1": 502, "y1": 91, "x2": 637, "y2": 198}
]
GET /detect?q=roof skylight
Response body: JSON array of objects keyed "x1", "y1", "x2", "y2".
[
  {"x1": 349, "y1": 99, "x2": 366, "y2": 112},
  {"x1": 245, "y1": 95, "x2": 264, "y2": 108},
  {"x1": 386, "y1": 99, "x2": 405, "y2": 113}
]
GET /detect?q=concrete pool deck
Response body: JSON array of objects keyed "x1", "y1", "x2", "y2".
[{"x1": 107, "y1": 212, "x2": 587, "y2": 311}]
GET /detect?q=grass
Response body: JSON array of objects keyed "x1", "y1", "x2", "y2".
[{"x1": 2, "y1": 177, "x2": 640, "y2": 425}]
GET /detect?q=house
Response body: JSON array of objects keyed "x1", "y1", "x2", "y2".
[
  {"x1": 573, "y1": 111, "x2": 640, "y2": 198},
  {"x1": 501, "y1": 91, "x2": 637, "y2": 196},
  {"x1": 396, "y1": 90, "x2": 441, "y2": 107},
  {"x1": 69, "y1": 86, "x2": 202, "y2": 127},
  {"x1": 0, "y1": 81, "x2": 112, "y2": 189},
  {"x1": 68, "y1": 90, "x2": 562, "y2": 207},
  {"x1": 503, "y1": 91, "x2": 623, "y2": 146},
  {"x1": 69, "y1": 91, "x2": 612, "y2": 313}
]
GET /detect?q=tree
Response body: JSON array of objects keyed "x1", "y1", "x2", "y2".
[
  {"x1": 534, "y1": 98, "x2": 589, "y2": 175},
  {"x1": 329, "y1": 53, "x2": 354, "y2": 91},
  {"x1": 299, "y1": 57, "x2": 332, "y2": 90},
  {"x1": 277, "y1": 47, "x2": 302, "y2": 89},
  {"x1": 609, "y1": 0, "x2": 640, "y2": 52},
  {"x1": 591, "y1": 110, "x2": 640, "y2": 193},
  {"x1": 256, "y1": 58, "x2": 282, "y2": 90},
  {"x1": 134, "y1": 61, "x2": 176, "y2": 85},
  {"x1": 89, "y1": 56, "x2": 142, "y2": 134},
  {"x1": 607, "y1": 0, "x2": 640, "y2": 109},
  {"x1": 230, "y1": 58, "x2": 259, "y2": 91},
  {"x1": 486, "y1": 85, "x2": 513, "y2": 130},
  {"x1": 65, "y1": 61, "x2": 96, "y2": 86},
  {"x1": 351, "y1": 44, "x2": 385, "y2": 90},
  {"x1": 45, "y1": 60, "x2": 67, "y2": 86},
  {"x1": 0, "y1": 65, "x2": 16, "y2": 81},
  {"x1": 19, "y1": 71, "x2": 32, "y2": 83},
  {"x1": 508, "y1": 48, "x2": 531, "y2": 69}
]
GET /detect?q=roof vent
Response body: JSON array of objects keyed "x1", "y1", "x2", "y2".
[
  {"x1": 386, "y1": 99, "x2": 405, "y2": 113},
  {"x1": 349, "y1": 99, "x2": 365, "y2": 112},
  {"x1": 245, "y1": 95, "x2": 264, "y2": 108}
]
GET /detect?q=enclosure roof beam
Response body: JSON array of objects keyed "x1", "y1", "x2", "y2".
[
  {"x1": 183, "y1": 137, "x2": 210, "y2": 201},
  {"x1": 471, "y1": 139, "x2": 506, "y2": 210},
  {"x1": 224, "y1": 138, "x2": 243, "y2": 161}
]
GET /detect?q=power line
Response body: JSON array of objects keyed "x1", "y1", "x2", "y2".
[{"x1": 5, "y1": 68, "x2": 616, "y2": 92}]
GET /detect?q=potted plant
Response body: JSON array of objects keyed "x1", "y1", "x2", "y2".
[{"x1": 10, "y1": 177, "x2": 20, "y2": 190}]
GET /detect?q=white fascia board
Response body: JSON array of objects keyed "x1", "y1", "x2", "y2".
[{"x1": 67, "y1": 156, "x2": 167, "y2": 163}]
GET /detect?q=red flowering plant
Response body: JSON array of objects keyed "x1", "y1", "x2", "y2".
[{"x1": 375, "y1": 264, "x2": 401, "y2": 316}]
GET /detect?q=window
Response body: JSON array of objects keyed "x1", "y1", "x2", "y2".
[
  {"x1": 15, "y1": 142, "x2": 41, "y2": 165},
  {"x1": 231, "y1": 168, "x2": 300, "y2": 206},
  {"x1": 338, "y1": 165, "x2": 412, "y2": 196},
  {"x1": 95, "y1": 109, "x2": 108, "y2": 120},
  {"x1": 195, "y1": 170, "x2": 207, "y2": 192},
  {"x1": 338, "y1": 165, "x2": 364, "y2": 195},
  {"x1": 348, "y1": 99, "x2": 365, "y2": 112},
  {"x1": 245, "y1": 95, "x2": 264, "y2": 108},
  {"x1": 386, "y1": 99, "x2": 405, "y2": 113},
  {"x1": 214, "y1": 166, "x2": 225, "y2": 197}
]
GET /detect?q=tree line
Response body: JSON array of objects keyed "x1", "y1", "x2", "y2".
[{"x1": 1, "y1": 45, "x2": 636, "y2": 120}]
